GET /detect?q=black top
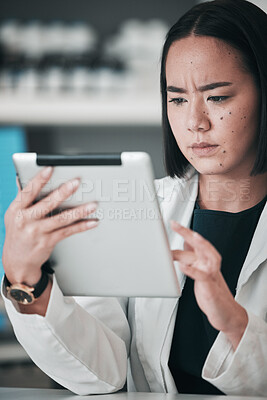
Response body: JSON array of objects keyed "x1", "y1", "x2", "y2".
[{"x1": 168, "y1": 196, "x2": 266, "y2": 395}]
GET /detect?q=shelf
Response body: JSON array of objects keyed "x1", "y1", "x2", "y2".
[{"x1": 0, "y1": 92, "x2": 162, "y2": 126}]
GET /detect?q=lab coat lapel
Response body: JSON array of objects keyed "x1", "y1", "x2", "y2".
[
  {"x1": 236, "y1": 201, "x2": 267, "y2": 293},
  {"x1": 160, "y1": 171, "x2": 198, "y2": 290},
  {"x1": 136, "y1": 172, "x2": 198, "y2": 391},
  {"x1": 158, "y1": 172, "x2": 198, "y2": 390}
]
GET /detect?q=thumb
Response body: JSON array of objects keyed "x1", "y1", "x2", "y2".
[{"x1": 16, "y1": 176, "x2": 22, "y2": 192}]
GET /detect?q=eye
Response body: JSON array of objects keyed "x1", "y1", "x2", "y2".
[
  {"x1": 168, "y1": 98, "x2": 187, "y2": 106},
  {"x1": 208, "y1": 96, "x2": 229, "y2": 103}
]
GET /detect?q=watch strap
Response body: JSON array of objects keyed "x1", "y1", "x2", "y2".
[
  {"x1": 4, "y1": 269, "x2": 49, "y2": 299},
  {"x1": 41, "y1": 259, "x2": 55, "y2": 275}
]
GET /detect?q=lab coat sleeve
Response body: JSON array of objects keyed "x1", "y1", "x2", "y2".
[
  {"x1": 202, "y1": 310, "x2": 267, "y2": 396},
  {"x1": 1, "y1": 275, "x2": 130, "y2": 395}
]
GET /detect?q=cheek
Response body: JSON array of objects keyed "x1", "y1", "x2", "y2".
[
  {"x1": 224, "y1": 88, "x2": 260, "y2": 138},
  {"x1": 167, "y1": 107, "x2": 186, "y2": 143},
  {"x1": 221, "y1": 105, "x2": 259, "y2": 145},
  {"x1": 167, "y1": 107, "x2": 177, "y2": 130}
]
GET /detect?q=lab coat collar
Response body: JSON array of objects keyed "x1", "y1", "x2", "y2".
[
  {"x1": 236, "y1": 200, "x2": 267, "y2": 293},
  {"x1": 157, "y1": 169, "x2": 267, "y2": 293}
]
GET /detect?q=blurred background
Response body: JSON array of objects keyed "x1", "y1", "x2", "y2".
[{"x1": 0, "y1": 0, "x2": 266, "y2": 390}]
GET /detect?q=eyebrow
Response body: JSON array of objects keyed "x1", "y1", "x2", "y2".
[{"x1": 167, "y1": 81, "x2": 233, "y2": 94}]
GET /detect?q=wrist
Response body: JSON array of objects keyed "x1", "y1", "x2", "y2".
[
  {"x1": 18, "y1": 278, "x2": 53, "y2": 317},
  {"x1": 223, "y1": 305, "x2": 248, "y2": 350},
  {"x1": 5, "y1": 270, "x2": 49, "y2": 305},
  {"x1": 5, "y1": 269, "x2": 42, "y2": 287}
]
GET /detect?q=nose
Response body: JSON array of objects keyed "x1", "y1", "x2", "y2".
[{"x1": 187, "y1": 102, "x2": 211, "y2": 133}]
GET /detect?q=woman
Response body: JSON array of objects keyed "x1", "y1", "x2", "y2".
[{"x1": 2, "y1": 0, "x2": 267, "y2": 396}]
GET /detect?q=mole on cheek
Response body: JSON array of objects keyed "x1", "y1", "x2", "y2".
[
  {"x1": 219, "y1": 163, "x2": 223, "y2": 166},
  {"x1": 220, "y1": 117, "x2": 223, "y2": 120},
  {"x1": 222, "y1": 150, "x2": 226, "y2": 153},
  {"x1": 228, "y1": 112, "x2": 232, "y2": 115}
]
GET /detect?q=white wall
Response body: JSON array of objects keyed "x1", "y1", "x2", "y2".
[
  {"x1": 250, "y1": 0, "x2": 267, "y2": 12},
  {"x1": 198, "y1": 0, "x2": 267, "y2": 13}
]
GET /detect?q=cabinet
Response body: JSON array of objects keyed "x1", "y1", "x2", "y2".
[
  {"x1": 0, "y1": 0, "x2": 195, "y2": 170},
  {"x1": 0, "y1": 0, "x2": 195, "y2": 389}
]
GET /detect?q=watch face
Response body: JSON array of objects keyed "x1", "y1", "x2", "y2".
[{"x1": 9, "y1": 288, "x2": 34, "y2": 304}]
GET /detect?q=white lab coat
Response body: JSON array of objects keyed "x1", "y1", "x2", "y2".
[{"x1": 2, "y1": 169, "x2": 267, "y2": 396}]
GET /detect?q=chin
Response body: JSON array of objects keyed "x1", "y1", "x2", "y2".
[{"x1": 188, "y1": 160, "x2": 225, "y2": 176}]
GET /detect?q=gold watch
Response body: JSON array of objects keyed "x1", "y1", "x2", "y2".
[{"x1": 5, "y1": 271, "x2": 49, "y2": 305}]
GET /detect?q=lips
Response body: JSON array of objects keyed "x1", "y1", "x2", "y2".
[
  {"x1": 191, "y1": 142, "x2": 217, "y2": 148},
  {"x1": 190, "y1": 142, "x2": 219, "y2": 156}
]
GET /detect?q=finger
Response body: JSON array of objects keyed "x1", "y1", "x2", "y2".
[
  {"x1": 16, "y1": 176, "x2": 22, "y2": 192},
  {"x1": 173, "y1": 248, "x2": 212, "y2": 274},
  {"x1": 170, "y1": 220, "x2": 218, "y2": 259},
  {"x1": 179, "y1": 262, "x2": 211, "y2": 281},
  {"x1": 172, "y1": 249, "x2": 196, "y2": 264},
  {"x1": 184, "y1": 241, "x2": 194, "y2": 252},
  {"x1": 15, "y1": 167, "x2": 53, "y2": 209},
  {"x1": 173, "y1": 249, "x2": 215, "y2": 275},
  {"x1": 171, "y1": 220, "x2": 222, "y2": 272},
  {"x1": 42, "y1": 202, "x2": 98, "y2": 232},
  {"x1": 30, "y1": 177, "x2": 80, "y2": 218},
  {"x1": 50, "y1": 219, "x2": 99, "y2": 246}
]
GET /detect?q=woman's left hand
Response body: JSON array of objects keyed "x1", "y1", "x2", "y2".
[{"x1": 171, "y1": 220, "x2": 248, "y2": 350}]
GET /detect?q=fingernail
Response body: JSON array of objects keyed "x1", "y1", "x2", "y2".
[
  {"x1": 86, "y1": 220, "x2": 99, "y2": 228},
  {"x1": 85, "y1": 202, "x2": 98, "y2": 212},
  {"x1": 67, "y1": 178, "x2": 80, "y2": 191},
  {"x1": 42, "y1": 166, "x2": 53, "y2": 178}
]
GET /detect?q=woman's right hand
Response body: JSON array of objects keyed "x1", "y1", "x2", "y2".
[{"x1": 2, "y1": 166, "x2": 98, "y2": 287}]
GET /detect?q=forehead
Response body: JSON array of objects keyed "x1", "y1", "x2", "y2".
[{"x1": 165, "y1": 36, "x2": 246, "y2": 83}]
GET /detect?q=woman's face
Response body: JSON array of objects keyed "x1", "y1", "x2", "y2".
[{"x1": 166, "y1": 35, "x2": 260, "y2": 178}]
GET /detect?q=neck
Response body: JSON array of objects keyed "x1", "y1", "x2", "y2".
[{"x1": 198, "y1": 171, "x2": 267, "y2": 212}]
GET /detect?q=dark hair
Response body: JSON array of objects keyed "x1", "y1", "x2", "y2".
[{"x1": 161, "y1": 0, "x2": 267, "y2": 178}]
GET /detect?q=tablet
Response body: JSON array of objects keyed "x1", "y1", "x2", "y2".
[{"x1": 12, "y1": 152, "x2": 180, "y2": 298}]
